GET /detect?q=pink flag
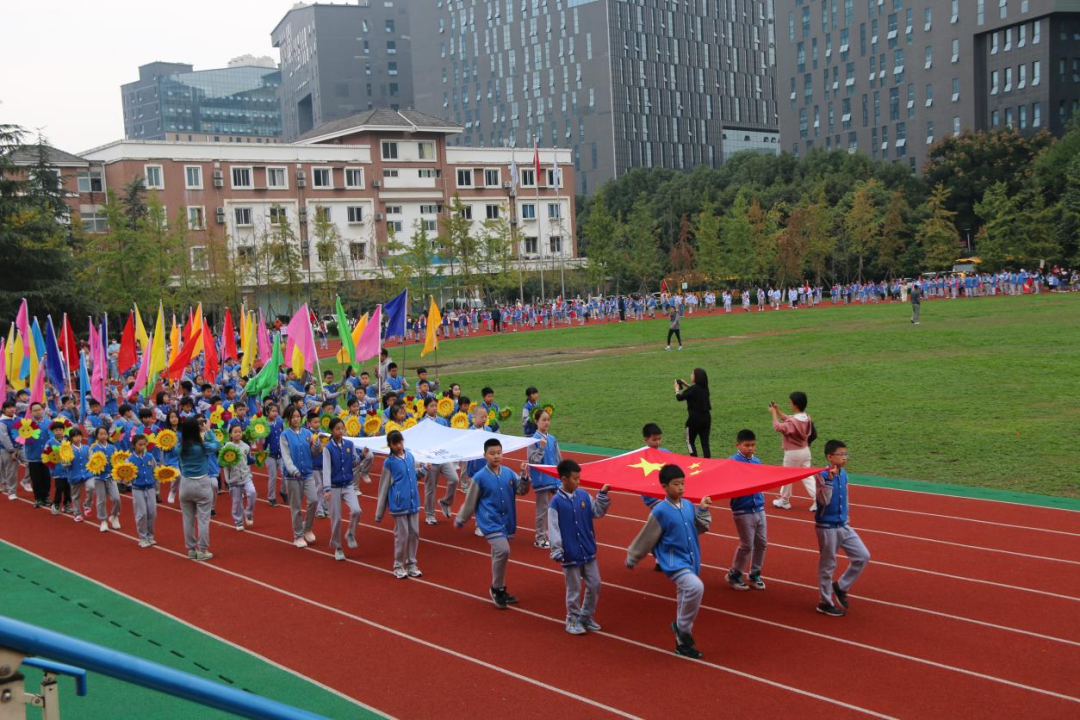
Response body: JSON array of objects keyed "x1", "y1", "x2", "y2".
[
  {"x1": 89, "y1": 319, "x2": 105, "y2": 404},
  {"x1": 27, "y1": 364, "x2": 45, "y2": 416},
  {"x1": 285, "y1": 304, "x2": 316, "y2": 373},
  {"x1": 354, "y1": 305, "x2": 381, "y2": 362},
  {"x1": 15, "y1": 299, "x2": 31, "y2": 349},
  {"x1": 257, "y1": 308, "x2": 271, "y2": 365},
  {"x1": 0, "y1": 339, "x2": 6, "y2": 403},
  {"x1": 131, "y1": 332, "x2": 152, "y2": 396}
]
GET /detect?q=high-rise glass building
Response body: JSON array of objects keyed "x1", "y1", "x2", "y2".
[
  {"x1": 410, "y1": 0, "x2": 781, "y2": 195},
  {"x1": 122, "y1": 60, "x2": 282, "y2": 142},
  {"x1": 775, "y1": 0, "x2": 1080, "y2": 169}
]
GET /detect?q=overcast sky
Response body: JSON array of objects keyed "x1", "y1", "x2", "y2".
[{"x1": 2, "y1": 0, "x2": 294, "y2": 153}]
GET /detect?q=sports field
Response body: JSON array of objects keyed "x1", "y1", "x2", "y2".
[{"x1": 328, "y1": 292, "x2": 1080, "y2": 499}]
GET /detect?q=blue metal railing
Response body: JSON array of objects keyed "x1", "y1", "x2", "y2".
[{"x1": 0, "y1": 615, "x2": 326, "y2": 719}]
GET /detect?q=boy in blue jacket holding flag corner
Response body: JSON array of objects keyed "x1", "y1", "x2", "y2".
[
  {"x1": 548, "y1": 459, "x2": 610, "y2": 635},
  {"x1": 814, "y1": 440, "x2": 871, "y2": 617},
  {"x1": 727, "y1": 429, "x2": 768, "y2": 591}
]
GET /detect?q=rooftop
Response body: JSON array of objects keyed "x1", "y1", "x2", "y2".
[
  {"x1": 8, "y1": 145, "x2": 89, "y2": 167},
  {"x1": 293, "y1": 109, "x2": 464, "y2": 144}
]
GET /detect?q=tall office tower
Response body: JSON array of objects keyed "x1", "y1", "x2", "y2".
[
  {"x1": 410, "y1": 0, "x2": 780, "y2": 195},
  {"x1": 273, "y1": 1, "x2": 415, "y2": 141},
  {"x1": 775, "y1": 0, "x2": 1080, "y2": 170},
  {"x1": 121, "y1": 59, "x2": 282, "y2": 142}
]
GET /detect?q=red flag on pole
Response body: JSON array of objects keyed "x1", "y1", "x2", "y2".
[
  {"x1": 202, "y1": 321, "x2": 219, "y2": 380},
  {"x1": 533, "y1": 143, "x2": 542, "y2": 185},
  {"x1": 60, "y1": 314, "x2": 79, "y2": 370},
  {"x1": 117, "y1": 313, "x2": 137, "y2": 374},
  {"x1": 221, "y1": 308, "x2": 238, "y2": 361},
  {"x1": 660, "y1": 278, "x2": 669, "y2": 294},
  {"x1": 166, "y1": 331, "x2": 198, "y2": 382}
]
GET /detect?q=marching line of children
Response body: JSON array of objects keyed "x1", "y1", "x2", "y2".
[{"x1": 4, "y1": 355, "x2": 871, "y2": 660}]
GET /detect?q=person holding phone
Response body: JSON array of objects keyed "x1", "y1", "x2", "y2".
[{"x1": 673, "y1": 368, "x2": 711, "y2": 458}]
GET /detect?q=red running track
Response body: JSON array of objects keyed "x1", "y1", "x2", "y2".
[{"x1": 1, "y1": 450, "x2": 1078, "y2": 718}]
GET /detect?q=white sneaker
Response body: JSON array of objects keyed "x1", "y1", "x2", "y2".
[
  {"x1": 294, "y1": 538, "x2": 308, "y2": 548},
  {"x1": 474, "y1": 526, "x2": 484, "y2": 537},
  {"x1": 425, "y1": 516, "x2": 438, "y2": 525},
  {"x1": 665, "y1": 346, "x2": 671, "y2": 351},
  {"x1": 109, "y1": 516, "x2": 121, "y2": 530},
  {"x1": 809, "y1": 504, "x2": 818, "y2": 512},
  {"x1": 334, "y1": 549, "x2": 346, "y2": 561},
  {"x1": 7, "y1": 492, "x2": 16, "y2": 501},
  {"x1": 407, "y1": 564, "x2": 423, "y2": 578},
  {"x1": 167, "y1": 490, "x2": 176, "y2": 504},
  {"x1": 235, "y1": 524, "x2": 244, "y2": 531},
  {"x1": 138, "y1": 540, "x2": 150, "y2": 548},
  {"x1": 361, "y1": 474, "x2": 371, "y2": 484},
  {"x1": 245, "y1": 517, "x2": 253, "y2": 526},
  {"x1": 99, "y1": 521, "x2": 108, "y2": 533},
  {"x1": 678, "y1": 346, "x2": 683, "y2": 351},
  {"x1": 772, "y1": 498, "x2": 791, "y2": 510},
  {"x1": 393, "y1": 566, "x2": 408, "y2": 579},
  {"x1": 304, "y1": 531, "x2": 316, "y2": 543},
  {"x1": 345, "y1": 533, "x2": 357, "y2": 549},
  {"x1": 73, "y1": 515, "x2": 83, "y2": 523}
]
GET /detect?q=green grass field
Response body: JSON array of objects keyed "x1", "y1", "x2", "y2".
[{"x1": 326, "y1": 293, "x2": 1080, "y2": 498}]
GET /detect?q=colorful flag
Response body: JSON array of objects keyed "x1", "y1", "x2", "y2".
[
  {"x1": 6, "y1": 326, "x2": 25, "y2": 391},
  {"x1": 335, "y1": 297, "x2": 355, "y2": 366},
  {"x1": 147, "y1": 303, "x2": 167, "y2": 384},
  {"x1": 354, "y1": 306, "x2": 381, "y2": 362},
  {"x1": 190, "y1": 304, "x2": 204, "y2": 355},
  {"x1": 257, "y1": 309, "x2": 271, "y2": 364},
  {"x1": 117, "y1": 313, "x2": 137, "y2": 374},
  {"x1": 533, "y1": 142, "x2": 542, "y2": 186},
  {"x1": 0, "y1": 340, "x2": 5, "y2": 404},
  {"x1": 133, "y1": 303, "x2": 150, "y2": 352},
  {"x1": 421, "y1": 296, "x2": 441, "y2": 358},
  {"x1": 89, "y1": 320, "x2": 105, "y2": 404},
  {"x1": 246, "y1": 333, "x2": 283, "y2": 399},
  {"x1": 131, "y1": 332, "x2": 152, "y2": 397},
  {"x1": 166, "y1": 328, "x2": 199, "y2": 382},
  {"x1": 285, "y1": 304, "x2": 316, "y2": 375},
  {"x1": 336, "y1": 313, "x2": 368, "y2": 364},
  {"x1": 78, "y1": 352, "x2": 90, "y2": 420},
  {"x1": 15, "y1": 299, "x2": 34, "y2": 381},
  {"x1": 30, "y1": 317, "x2": 46, "y2": 381},
  {"x1": 221, "y1": 308, "x2": 238, "y2": 361},
  {"x1": 202, "y1": 321, "x2": 219, "y2": 380},
  {"x1": 239, "y1": 312, "x2": 257, "y2": 376},
  {"x1": 169, "y1": 315, "x2": 181, "y2": 368},
  {"x1": 27, "y1": 363, "x2": 45, "y2": 409},
  {"x1": 44, "y1": 316, "x2": 67, "y2": 393},
  {"x1": 383, "y1": 290, "x2": 408, "y2": 341},
  {"x1": 59, "y1": 314, "x2": 78, "y2": 371}
]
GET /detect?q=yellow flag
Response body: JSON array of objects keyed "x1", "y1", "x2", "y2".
[
  {"x1": 421, "y1": 296, "x2": 441, "y2": 358},
  {"x1": 169, "y1": 315, "x2": 182, "y2": 367},
  {"x1": 336, "y1": 313, "x2": 368, "y2": 364},
  {"x1": 5, "y1": 325, "x2": 25, "y2": 391},
  {"x1": 290, "y1": 346, "x2": 305, "y2": 377},
  {"x1": 147, "y1": 302, "x2": 167, "y2": 381},
  {"x1": 240, "y1": 312, "x2": 257, "y2": 375},
  {"x1": 191, "y1": 304, "x2": 204, "y2": 355},
  {"x1": 133, "y1": 303, "x2": 150, "y2": 351}
]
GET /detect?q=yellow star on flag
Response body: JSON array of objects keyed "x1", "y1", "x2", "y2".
[
  {"x1": 689, "y1": 463, "x2": 701, "y2": 470},
  {"x1": 628, "y1": 457, "x2": 666, "y2": 476}
]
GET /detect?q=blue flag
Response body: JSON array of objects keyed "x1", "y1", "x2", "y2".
[
  {"x1": 31, "y1": 317, "x2": 46, "y2": 364},
  {"x1": 383, "y1": 289, "x2": 408, "y2": 341},
  {"x1": 79, "y1": 352, "x2": 90, "y2": 420},
  {"x1": 44, "y1": 316, "x2": 66, "y2": 393}
]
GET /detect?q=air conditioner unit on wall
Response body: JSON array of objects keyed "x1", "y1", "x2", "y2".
[
  {"x1": 373, "y1": 179, "x2": 382, "y2": 188},
  {"x1": 296, "y1": 170, "x2": 306, "y2": 187},
  {"x1": 212, "y1": 170, "x2": 224, "y2": 188},
  {"x1": 215, "y1": 207, "x2": 225, "y2": 223},
  {"x1": 374, "y1": 212, "x2": 384, "y2": 220},
  {"x1": 298, "y1": 207, "x2": 308, "y2": 224}
]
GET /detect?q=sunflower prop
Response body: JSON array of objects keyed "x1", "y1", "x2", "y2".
[
  {"x1": 363, "y1": 415, "x2": 382, "y2": 436},
  {"x1": 15, "y1": 419, "x2": 40, "y2": 445},
  {"x1": 412, "y1": 398, "x2": 426, "y2": 417},
  {"x1": 154, "y1": 466, "x2": 179, "y2": 484},
  {"x1": 247, "y1": 416, "x2": 272, "y2": 441},
  {"x1": 532, "y1": 403, "x2": 556, "y2": 422},
  {"x1": 111, "y1": 450, "x2": 131, "y2": 466},
  {"x1": 320, "y1": 414, "x2": 334, "y2": 432},
  {"x1": 212, "y1": 428, "x2": 225, "y2": 444},
  {"x1": 111, "y1": 461, "x2": 137, "y2": 484},
  {"x1": 337, "y1": 409, "x2": 349, "y2": 420},
  {"x1": 345, "y1": 416, "x2": 362, "y2": 437},
  {"x1": 403, "y1": 417, "x2": 417, "y2": 430},
  {"x1": 253, "y1": 449, "x2": 269, "y2": 468},
  {"x1": 209, "y1": 406, "x2": 225, "y2": 426},
  {"x1": 57, "y1": 416, "x2": 74, "y2": 437},
  {"x1": 384, "y1": 421, "x2": 403, "y2": 435},
  {"x1": 156, "y1": 429, "x2": 178, "y2": 452},
  {"x1": 437, "y1": 397, "x2": 455, "y2": 418},
  {"x1": 42, "y1": 446, "x2": 61, "y2": 469},
  {"x1": 58, "y1": 441, "x2": 75, "y2": 465},
  {"x1": 541, "y1": 403, "x2": 556, "y2": 418},
  {"x1": 87, "y1": 451, "x2": 108, "y2": 476},
  {"x1": 108, "y1": 426, "x2": 124, "y2": 444},
  {"x1": 218, "y1": 444, "x2": 242, "y2": 468},
  {"x1": 450, "y1": 412, "x2": 469, "y2": 430},
  {"x1": 498, "y1": 407, "x2": 513, "y2": 421},
  {"x1": 468, "y1": 402, "x2": 480, "y2": 415}
]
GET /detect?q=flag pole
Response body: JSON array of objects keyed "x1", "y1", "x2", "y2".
[
  {"x1": 307, "y1": 305, "x2": 324, "y2": 396},
  {"x1": 400, "y1": 289, "x2": 408, "y2": 393}
]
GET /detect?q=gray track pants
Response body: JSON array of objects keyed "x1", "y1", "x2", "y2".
[
  {"x1": 731, "y1": 511, "x2": 768, "y2": 575},
  {"x1": 488, "y1": 535, "x2": 510, "y2": 589},
  {"x1": 265, "y1": 457, "x2": 282, "y2": 501},
  {"x1": 424, "y1": 463, "x2": 458, "y2": 517},
  {"x1": 286, "y1": 477, "x2": 318, "y2": 540},
  {"x1": 563, "y1": 560, "x2": 601, "y2": 623},
  {"x1": 393, "y1": 513, "x2": 420, "y2": 568},
  {"x1": 816, "y1": 525, "x2": 871, "y2": 607},
  {"x1": 132, "y1": 487, "x2": 157, "y2": 542},
  {"x1": 534, "y1": 488, "x2": 554, "y2": 543},
  {"x1": 179, "y1": 475, "x2": 214, "y2": 552},
  {"x1": 95, "y1": 477, "x2": 120, "y2": 521},
  {"x1": 673, "y1": 571, "x2": 705, "y2": 636},
  {"x1": 0, "y1": 451, "x2": 18, "y2": 494},
  {"x1": 229, "y1": 481, "x2": 256, "y2": 526},
  {"x1": 329, "y1": 485, "x2": 360, "y2": 550}
]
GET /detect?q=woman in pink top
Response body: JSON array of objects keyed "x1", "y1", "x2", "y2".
[{"x1": 769, "y1": 391, "x2": 816, "y2": 510}]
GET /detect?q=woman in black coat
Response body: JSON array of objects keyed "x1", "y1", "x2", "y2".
[{"x1": 674, "y1": 368, "x2": 712, "y2": 458}]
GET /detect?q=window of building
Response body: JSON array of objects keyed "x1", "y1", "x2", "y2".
[
  {"x1": 548, "y1": 203, "x2": 561, "y2": 219},
  {"x1": 313, "y1": 205, "x2": 331, "y2": 223},
  {"x1": 387, "y1": 40, "x2": 397, "y2": 54},
  {"x1": 991, "y1": 32, "x2": 999, "y2": 54},
  {"x1": 77, "y1": 171, "x2": 103, "y2": 193},
  {"x1": 269, "y1": 206, "x2": 287, "y2": 223},
  {"x1": 953, "y1": 116, "x2": 961, "y2": 135},
  {"x1": 345, "y1": 168, "x2": 364, "y2": 188},
  {"x1": 418, "y1": 169, "x2": 441, "y2": 179},
  {"x1": 992, "y1": 109, "x2": 1000, "y2": 127},
  {"x1": 312, "y1": 167, "x2": 332, "y2": 188},
  {"x1": 1019, "y1": 104, "x2": 1028, "y2": 129},
  {"x1": 1019, "y1": 24, "x2": 1026, "y2": 47},
  {"x1": 925, "y1": 83, "x2": 934, "y2": 106},
  {"x1": 381, "y1": 141, "x2": 398, "y2": 160},
  {"x1": 1004, "y1": 67, "x2": 1012, "y2": 92},
  {"x1": 951, "y1": 38, "x2": 959, "y2": 62},
  {"x1": 951, "y1": 0, "x2": 959, "y2": 22},
  {"x1": 1004, "y1": 27, "x2": 1012, "y2": 51},
  {"x1": 423, "y1": 219, "x2": 438, "y2": 233},
  {"x1": 926, "y1": 120, "x2": 934, "y2": 144},
  {"x1": 485, "y1": 204, "x2": 500, "y2": 220},
  {"x1": 999, "y1": 0, "x2": 1007, "y2": 19},
  {"x1": 1033, "y1": 60, "x2": 1041, "y2": 86},
  {"x1": 385, "y1": 206, "x2": 402, "y2": 215},
  {"x1": 549, "y1": 236, "x2": 562, "y2": 254},
  {"x1": 524, "y1": 236, "x2": 538, "y2": 254},
  {"x1": 267, "y1": 167, "x2": 287, "y2": 189},
  {"x1": 237, "y1": 246, "x2": 255, "y2": 262},
  {"x1": 952, "y1": 78, "x2": 961, "y2": 101},
  {"x1": 417, "y1": 141, "x2": 435, "y2": 160},
  {"x1": 925, "y1": 45, "x2": 932, "y2": 68},
  {"x1": 1005, "y1": 107, "x2": 1014, "y2": 128},
  {"x1": 484, "y1": 168, "x2": 500, "y2": 186},
  {"x1": 1033, "y1": 20, "x2": 1040, "y2": 43},
  {"x1": 184, "y1": 166, "x2": 202, "y2": 190},
  {"x1": 387, "y1": 220, "x2": 403, "y2": 233},
  {"x1": 1019, "y1": 64, "x2": 1027, "y2": 89},
  {"x1": 420, "y1": 204, "x2": 442, "y2": 214},
  {"x1": 520, "y1": 169, "x2": 536, "y2": 187},
  {"x1": 346, "y1": 206, "x2": 364, "y2": 224},
  {"x1": 1074, "y1": 58, "x2": 1080, "y2": 82},
  {"x1": 79, "y1": 205, "x2": 107, "y2": 233},
  {"x1": 187, "y1": 206, "x2": 205, "y2": 230},
  {"x1": 456, "y1": 168, "x2": 474, "y2": 187},
  {"x1": 231, "y1": 167, "x2": 252, "y2": 188},
  {"x1": 385, "y1": 19, "x2": 394, "y2": 33},
  {"x1": 350, "y1": 243, "x2": 366, "y2": 262},
  {"x1": 521, "y1": 203, "x2": 536, "y2": 220},
  {"x1": 144, "y1": 165, "x2": 164, "y2": 189},
  {"x1": 1033, "y1": 102, "x2": 1042, "y2": 127},
  {"x1": 458, "y1": 205, "x2": 473, "y2": 220},
  {"x1": 234, "y1": 207, "x2": 253, "y2": 226},
  {"x1": 383, "y1": 169, "x2": 399, "y2": 178},
  {"x1": 190, "y1": 246, "x2": 209, "y2": 272}
]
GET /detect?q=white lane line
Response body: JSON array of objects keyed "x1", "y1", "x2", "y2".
[
  {"x1": 6, "y1": 500, "x2": 641, "y2": 720},
  {"x1": 0, "y1": 536, "x2": 389, "y2": 719},
  {"x1": 129, "y1": 493, "x2": 1079, "y2": 706}
]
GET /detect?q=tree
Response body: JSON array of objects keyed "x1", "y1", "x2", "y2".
[
  {"x1": 915, "y1": 184, "x2": 960, "y2": 271},
  {"x1": 774, "y1": 202, "x2": 808, "y2": 287},
  {"x1": 747, "y1": 198, "x2": 779, "y2": 285},
  {"x1": 875, "y1": 190, "x2": 910, "y2": 278},
  {"x1": 841, "y1": 180, "x2": 881, "y2": 281},
  {"x1": 581, "y1": 192, "x2": 621, "y2": 293},
  {"x1": 264, "y1": 206, "x2": 304, "y2": 311},
  {"x1": 440, "y1": 194, "x2": 477, "y2": 300},
  {"x1": 480, "y1": 209, "x2": 517, "y2": 300},
  {"x1": 120, "y1": 177, "x2": 148, "y2": 231},
  {"x1": 668, "y1": 213, "x2": 696, "y2": 286},
  {"x1": 311, "y1": 207, "x2": 349, "y2": 311},
  {"x1": 802, "y1": 187, "x2": 836, "y2": 284},
  {"x1": 719, "y1": 192, "x2": 755, "y2": 283},
  {"x1": 974, "y1": 181, "x2": 1060, "y2": 270},
  {"x1": 620, "y1": 194, "x2": 663, "y2": 292},
  {"x1": 693, "y1": 201, "x2": 724, "y2": 285}
]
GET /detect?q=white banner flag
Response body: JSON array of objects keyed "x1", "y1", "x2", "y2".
[{"x1": 345, "y1": 421, "x2": 538, "y2": 464}]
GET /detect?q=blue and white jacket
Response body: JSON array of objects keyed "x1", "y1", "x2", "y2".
[
  {"x1": 814, "y1": 467, "x2": 850, "y2": 528},
  {"x1": 627, "y1": 498, "x2": 712, "y2": 579},
  {"x1": 549, "y1": 488, "x2": 610, "y2": 566},
  {"x1": 527, "y1": 431, "x2": 561, "y2": 492},
  {"x1": 321, "y1": 439, "x2": 358, "y2": 489},
  {"x1": 728, "y1": 452, "x2": 765, "y2": 515},
  {"x1": 281, "y1": 427, "x2": 317, "y2": 480},
  {"x1": 376, "y1": 450, "x2": 422, "y2": 518},
  {"x1": 128, "y1": 450, "x2": 157, "y2": 490},
  {"x1": 457, "y1": 464, "x2": 526, "y2": 539}
]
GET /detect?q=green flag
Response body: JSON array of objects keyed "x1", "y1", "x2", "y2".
[
  {"x1": 335, "y1": 296, "x2": 356, "y2": 367},
  {"x1": 247, "y1": 333, "x2": 283, "y2": 399}
]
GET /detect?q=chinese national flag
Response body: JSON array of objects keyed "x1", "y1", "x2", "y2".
[
  {"x1": 533, "y1": 143, "x2": 541, "y2": 185},
  {"x1": 531, "y1": 447, "x2": 825, "y2": 503}
]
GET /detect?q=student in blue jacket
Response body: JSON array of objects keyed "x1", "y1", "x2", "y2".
[
  {"x1": 626, "y1": 464, "x2": 713, "y2": 659},
  {"x1": 24, "y1": 402, "x2": 53, "y2": 507},
  {"x1": 455, "y1": 437, "x2": 529, "y2": 609},
  {"x1": 66, "y1": 428, "x2": 92, "y2": 524},
  {"x1": 129, "y1": 434, "x2": 159, "y2": 548},
  {"x1": 526, "y1": 408, "x2": 561, "y2": 548},
  {"x1": 814, "y1": 440, "x2": 871, "y2": 617},
  {"x1": 726, "y1": 429, "x2": 768, "y2": 591},
  {"x1": 548, "y1": 459, "x2": 610, "y2": 635},
  {"x1": 322, "y1": 418, "x2": 362, "y2": 562},
  {"x1": 376, "y1": 430, "x2": 425, "y2": 578}
]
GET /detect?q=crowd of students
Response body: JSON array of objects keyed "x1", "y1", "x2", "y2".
[{"x1": 2, "y1": 326, "x2": 870, "y2": 659}]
